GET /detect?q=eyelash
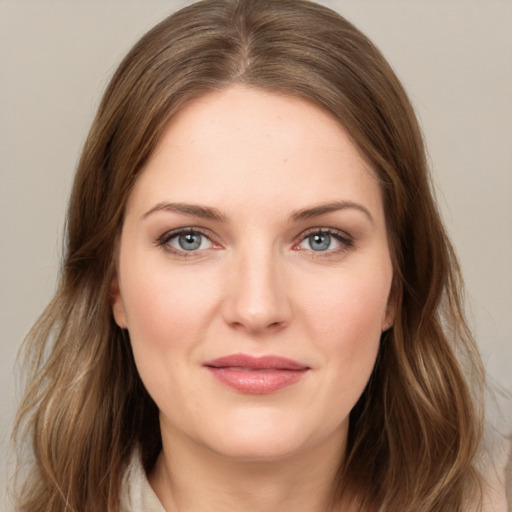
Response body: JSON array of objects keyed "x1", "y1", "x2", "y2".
[
  {"x1": 156, "y1": 227, "x2": 215, "y2": 258},
  {"x1": 156, "y1": 227, "x2": 354, "y2": 258},
  {"x1": 296, "y1": 227, "x2": 354, "y2": 257}
]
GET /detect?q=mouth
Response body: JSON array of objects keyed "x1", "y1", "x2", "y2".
[{"x1": 203, "y1": 354, "x2": 310, "y2": 394}]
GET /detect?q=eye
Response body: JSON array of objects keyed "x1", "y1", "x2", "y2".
[
  {"x1": 304, "y1": 232, "x2": 334, "y2": 251},
  {"x1": 296, "y1": 229, "x2": 353, "y2": 253},
  {"x1": 159, "y1": 229, "x2": 214, "y2": 253}
]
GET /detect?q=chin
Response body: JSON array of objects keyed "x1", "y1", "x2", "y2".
[
  {"x1": 207, "y1": 435, "x2": 306, "y2": 462},
  {"x1": 196, "y1": 412, "x2": 344, "y2": 463}
]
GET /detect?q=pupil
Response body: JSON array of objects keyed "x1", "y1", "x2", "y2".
[
  {"x1": 179, "y1": 233, "x2": 201, "y2": 250},
  {"x1": 310, "y1": 233, "x2": 330, "y2": 251}
]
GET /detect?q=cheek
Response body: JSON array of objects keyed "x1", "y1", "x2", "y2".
[
  {"x1": 302, "y1": 264, "x2": 390, "y2": 345},
  {"x1": 120, "y1": 254, "x2": 217, "y2": 345},
  {"x1": 119, "y1": 265, "x2": 216, "y2": 409},
  {"x1": 118, "y1": 257, "x2": 236, "y2": 411},
  {"x1": 298, "y1": 263, "x2": 390, "y2": 405}
]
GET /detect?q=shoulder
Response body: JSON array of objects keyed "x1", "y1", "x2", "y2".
[
  {"x1": 478, "y1": 436, "x2": 510, "y2": 512},
  {"x1": 120, "y1": 450, "x2": 165, "y2": 512}
]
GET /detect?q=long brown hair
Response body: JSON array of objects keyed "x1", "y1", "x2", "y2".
[{"x1": 13, "y1": 0, "x2": 485, "y2": 510}]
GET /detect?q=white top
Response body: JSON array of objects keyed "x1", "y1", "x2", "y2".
[
  {"x1": 118, "y1": 444, "x2": 510, "y2": 512},
  {"x1": 120, "y1": 452, "x2": 165, "y2": 512}
]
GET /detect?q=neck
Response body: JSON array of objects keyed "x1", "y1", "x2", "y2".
[{"x1": 149, "y1": 422, "x2": 352, "y2": 512}]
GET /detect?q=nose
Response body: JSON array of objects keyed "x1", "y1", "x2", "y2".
[{"x1": 221, "y1": 245, "x2": 293, "y2": 334}]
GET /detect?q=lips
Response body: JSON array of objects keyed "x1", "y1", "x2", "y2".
[{"x1": 203, "y1": 354, "x2": 309, "y2": 394}]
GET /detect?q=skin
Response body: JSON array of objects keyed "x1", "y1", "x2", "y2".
[{"x1": 111, "y1": 85, "x2": 395, "y2": 512}]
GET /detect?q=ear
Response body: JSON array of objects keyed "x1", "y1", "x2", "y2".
[
  {"x1": 110, "y1": 275, "x2": 128, "y2": 329},
  {"x1": 382, "y1": 281, "x2": 399, "y2": 332}
]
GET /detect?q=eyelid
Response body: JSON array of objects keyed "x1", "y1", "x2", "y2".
[
  {"x1": 155, "y1": 226, "x2": 354, "y2": 257},
  {"x1": 156, "y1": 227, "x2": 220, "y2": 255},
  {"x1": 293, "y1": 227, "x2": 354, "y2": 253}
]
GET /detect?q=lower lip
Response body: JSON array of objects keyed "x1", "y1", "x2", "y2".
[{"x1": 205, "y1": 367, "x2": 307, "y2": 394}]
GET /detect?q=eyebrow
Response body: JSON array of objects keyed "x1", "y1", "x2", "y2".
[
  {"x1": 141, "y1": 202, "x2": 228, "y2": 222},
  {"x1": 290, "y1": 201, "x2": 374, "y2": 224},
  {"x1": 141, "y1": 200, "x2": 373, "y2": 224}
]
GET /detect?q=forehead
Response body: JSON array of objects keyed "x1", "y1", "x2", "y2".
[{"x1": 126, "y1": 85, "x2": 384, "y2": 224}]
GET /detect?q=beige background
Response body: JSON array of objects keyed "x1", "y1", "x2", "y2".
[{"x1": 1, "y1": 0, "x2": 511, "y2": 508}]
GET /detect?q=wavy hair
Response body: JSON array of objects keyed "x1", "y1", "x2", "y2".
[{"x1": 13, "y1": 0, "x2": 485, "y2": 510}]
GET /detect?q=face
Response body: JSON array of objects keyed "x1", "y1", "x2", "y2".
[{"x1": 112, "y1": 85, "x2": 395, "y2": 462}]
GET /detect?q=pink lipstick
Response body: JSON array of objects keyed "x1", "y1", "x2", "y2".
[{"x1": 203, "y1": 354, "x2": 309, "y2": 394}]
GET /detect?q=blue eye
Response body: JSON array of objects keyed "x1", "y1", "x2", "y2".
[
  {"x1": 161, "y1": 230, "x2": 214, "y2": 252},
  {"x1": 297, "y1": 229, "x2": 351, "y2": 253},
  {"x1": 177, "y1": 232, "x2": 203, "y2": 251},
  {"x1": 307, "y1": 233, "x2": 332, "y2": 251}
]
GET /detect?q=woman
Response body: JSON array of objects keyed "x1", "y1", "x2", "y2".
[{"x1": 13, "y1": 0, "x2": 491, "y2": 510}]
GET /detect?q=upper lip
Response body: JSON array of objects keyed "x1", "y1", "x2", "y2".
[{"x1": 203, "y1": 353, "x2": 309, "y2": 371}]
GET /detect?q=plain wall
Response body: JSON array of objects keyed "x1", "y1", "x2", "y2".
[{"x1": 1, "y1": 0, "x2": 511, "y2": 508}]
